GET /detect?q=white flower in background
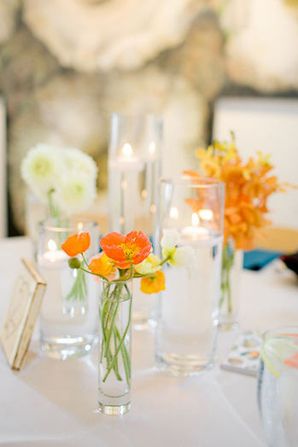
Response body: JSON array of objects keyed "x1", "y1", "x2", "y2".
[
  {"x1": 21, "y1": 144, "x2": 62, "y2": 201},
  {"x1": 63, "y1": 148, "x2": 98, "y2": 179},
  {"x1": 161, "y1": 229, "x2": 195, "y2": 268},
  {"x1": 55, "y1": 172, "x2": 96, "y2": 215},
  {"x1": 135, "y1": 254, "x2": 161, "y2": 275},
  {"x1": 21, "y1": 143, "x2": 98, "y2": 216}
]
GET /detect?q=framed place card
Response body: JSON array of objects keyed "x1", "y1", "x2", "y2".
[{"x1": 0, "y1": 258, "x2": 46, "y2": 370}]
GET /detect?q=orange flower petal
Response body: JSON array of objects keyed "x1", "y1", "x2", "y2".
[
  {"x1": 100, "y1": 231, "x2": 152, "y2": 269},
  {"x1": 88, "y1": 253, "x2": 116, "y2": 280},
  {"x1": 141, "y1": 271, "x2": 166, "y2": 294},
  {"x1": 62, "y1": 232, "x2": 90, "y2": 257},
  {"x1": 284, "y1": 352, "x2": 298, "y2": 369}
]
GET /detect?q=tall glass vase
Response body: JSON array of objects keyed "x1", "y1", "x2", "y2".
[
  {"x1": 258, "y1": 327, "x2": 298, "y2": 447},
  {"x1": 156, "y1": 177, "x2": 224, "y2": 375},
  {"x1": 98, "y1": 279, "x2": 132, "y2": 416},
  {"x1": 108, "y1": 113, "x2": 163, "y2": 329},
  {"x1": 37, "y1": 218, "x2": 99, "y2": 359},
  {"x1": 219, "y1": 239, "x2": 243, "y2": 330}
]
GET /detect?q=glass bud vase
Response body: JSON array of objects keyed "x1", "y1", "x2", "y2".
[
  {"x1": 156, "y1": 177, "x2": 225, "y2": 375},
  {"x1": 37, "y1": 218, "x2": 100, "y2": 359},
  {"x1": 108, "y1": 112, "x2": 163, "y2": 329},
  {"x1": 98, "y1": 279, "x2": 132, "y2": 416},
  {"x1": 219, "y1": 239, "x2": 243, "y2": 330}
]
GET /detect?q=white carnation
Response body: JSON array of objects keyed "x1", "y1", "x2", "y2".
[
  {"x1": 21, "y1": 144, "x2": 62, "y2": 201},
  {"x1": 55, "y1": 172, "x2": 96, "y2": 215},
  {"x1": 63, "y1": 147, "x2": 98, "y2": 179}
]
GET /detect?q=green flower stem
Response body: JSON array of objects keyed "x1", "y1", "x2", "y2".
[
  {"x1": 66, "y1": 268, "x2": 87, "y2": 302},
  {"x1": 101, "y1": 283, "x2": 132, "y2": 384},
  {"x1": 220, "y1": 243, "x2": 235, "y2": 315},
  {"x1": 47, "y1": 188, "x2": 60, "y2": 219}
]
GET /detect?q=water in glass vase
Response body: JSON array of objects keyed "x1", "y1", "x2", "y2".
[
  {"x1": 38, "y1": 255, "x2": 99, "y2": 359},
  {"x1": 108, "y1": 156, "x2": 160, "y2": 235},
  {"x1": 258, "y1": 328, "x2": 298, "y2": 447},
  {"x1": 37, "y1": 220, "x2": 99, "y2": 359},
  {"x1": 98, "y1": 280, "x2": 132, "y2": 416},
  {"x1": 156, "y1": 233, "x2": 222, "y2": 375}
]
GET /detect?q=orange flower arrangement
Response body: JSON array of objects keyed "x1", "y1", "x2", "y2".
[
  {"x1": 61, "y1": 229, "x2": 167, "y2": 387},
  {"x1": 186, "y1": 136, "x2": 281, "y2": 250},
  {"x1": 61, "y1": 230, "x2": 165, "y2": 294}
]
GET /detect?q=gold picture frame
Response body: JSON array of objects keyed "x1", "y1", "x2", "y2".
[{"x1": 0, "y1": 258, "x2": 46, "y2": 370}]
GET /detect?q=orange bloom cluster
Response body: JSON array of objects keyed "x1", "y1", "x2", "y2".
[
  {"x1": 61, "y1": 230, "x2": 165, "y2": 294},
  {"x1": 187, "y1": 138, "x2": 281, "y2": 250}
]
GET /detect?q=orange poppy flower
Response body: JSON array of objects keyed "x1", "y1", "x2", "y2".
[
  {"x1": 88, "y1": 253, "x2": 117, "y2": 280},
  {"x1": 62, "y1": 232, "x2": 90, "y2": 257},
  {"x1": 284, "y1": 352, "x2": 298, "y2": 369},
  {"x1": 100, "y1": 231, "x2": 152, "y2": 269},
  {"x1": 141, "y1": 271, "x2": 166, "y2": 294}
]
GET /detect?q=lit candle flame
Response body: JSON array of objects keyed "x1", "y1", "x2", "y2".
[
  {"x1": 170, "y1": 206, "x2": 179, "y2": 219},
  {"x1": 122, "y1": 143, "x2": 133, "y2": 159},
  {"x1": 191, "y1": 213, "x2": 200, "y2": 227},
  {"x1": 199, "y1": 209, "x2": 213, "y2": 222},
  {"x1": 77, "y1": 222, "x2": 84, "y2": 232},
  {"x1": 48, "y1": 239, "x2": 57, "y2": 252},
  {"x1": 149, "y1": 142, "x2": 156, "y2": 156}
]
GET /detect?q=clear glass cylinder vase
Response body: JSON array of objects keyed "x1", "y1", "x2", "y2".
[
  {"x1": 219, "y1": 239, "x2": 243, "y2": 330},
  {"x1": 37, "y1": 218, "x2": 100, "y2": 359},
  {"x1": 258, "y1": 327, "x2": 298, "y2": 447},
  {"x1": 108, "y1": 112, "x2": 163, "y2": 329},
  {"x1": 98, "y1": 279, "x2": 132, "y2": 416},
  {"x1": 156, "y1": 177, "x2": 225, "y2": 375}
]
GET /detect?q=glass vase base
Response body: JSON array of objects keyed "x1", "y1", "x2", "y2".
[
  {"x1": 133, "y1": 314, "x2": 157, "y2": 331},
  {"x1": 156, "y1": 353, "x2": 214, "y2": 376},
  {"x1": 40, "y1": 334, "x2": 97, "y2": 360},
  {"x1": 97, "y1": 402, "x2": 131, "y2": 416},
  {"x1": 219, "y1": 319, "x2": 239, "y2": 332}
]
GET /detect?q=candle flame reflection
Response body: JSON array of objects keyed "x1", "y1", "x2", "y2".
[
  {"x1": 170, "y1": 206, "x2": 179, "y2": 219},
  {"x1": 149, "y1": 142, "x2": 156, "y2": 155},
  {"x1": 191, "y1": 213, "x2": 200, "y2": 227},
  {"x1": 199, "y1": 209, "x2": 213, "y2": 222},
  {"x1": 48, "y1": 239, "x2": 57, "y2": 252},
  {"x1": 122, "y1": 143, "x2": 133, "y2": 159}
]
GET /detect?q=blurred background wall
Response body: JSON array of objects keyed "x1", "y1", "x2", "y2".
[{"x1": 0, "y1": 0, "x2": 298, "y2": 235}]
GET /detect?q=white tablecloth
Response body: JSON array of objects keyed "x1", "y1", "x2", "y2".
[{"x1": 0, "y1": 237, "x2": 297, "y2": 447}]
